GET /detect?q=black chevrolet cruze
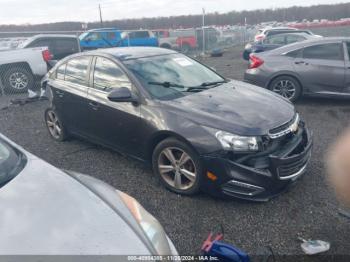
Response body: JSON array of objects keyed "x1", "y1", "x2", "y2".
[{"x1": 43, "y1": 47, "x2": 312, "y2": 201}]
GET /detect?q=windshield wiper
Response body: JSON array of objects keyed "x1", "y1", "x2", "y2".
[
  {"x1": 200, "y1": 80, "x2": 228, "y2": 87},
  {"x1": 186, "y1": 80, "x2": 228, "y2": 92},
  {"x1": 148, "y1": 81, "x2": 185, "y2": 89}
]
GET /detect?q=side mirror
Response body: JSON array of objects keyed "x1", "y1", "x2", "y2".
[{"x1": 107, "y1": 87, "x2": 139, "y2": 103}]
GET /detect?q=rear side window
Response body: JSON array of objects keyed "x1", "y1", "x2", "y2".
[
  {"x1": 56, "y1": 63, "x2": 66, "y2": 80},
  {"x1": 65, "y1": 56, "x2": 91, "y2": 86},
  {"x1": 303, "y1": 43, "x2": 343, "y2": 60},
  {"x1": 129, "y1": 31, "x2": 150, "y2": 39},
  {"x1": 286, "y1": 35, "x2": 306, "y2": 44},
  {"x1": 26, "y1": 39, "x2": 51, "y2": 48},
  {"x1": 265, "y1": 34, "x2": 285, "y2": 45},
  {"x1": 346, "y1": 42, "x2": 350, "y2": 59},
  {"x1": 93, "y1": 57, "x2": 130, "y2": 92},
  {"x1": 54, "y1": 39, "x2": 79, "y2": 55},
  {"x1": 285, "y1": 48, "x2": 302, "y2": 58}
]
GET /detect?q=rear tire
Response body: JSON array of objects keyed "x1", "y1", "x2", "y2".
[
  {"x1": 45, "y1": 108, "x2": 69, "y2": 142},
  {"x1": 269, "y1": 76, "x2": 302, "y2": 102},
  {"x1": 152, "y1": 138, "x2": 202, "y2": 195},
  {"x1": 2, "y1": 66, "x2": 34, "y2": 94}
]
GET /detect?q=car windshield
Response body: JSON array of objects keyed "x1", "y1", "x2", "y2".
[
  {"x1": 0, "y1": 139, "x2": 25, "y2": 188},
  {"x1": 123, "y1": 54, "x2": 225, "y2": 100}
]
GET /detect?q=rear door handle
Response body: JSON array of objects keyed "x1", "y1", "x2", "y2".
[
  {"x1": 89, "y1": 101, "x2": 99, "y2": 110},
  {"x1": 295, "y1": 61, "x2": 309, "y2": 65},
  {"x1": 55, "y1": 90, "x2": 64, "y2": 98}
]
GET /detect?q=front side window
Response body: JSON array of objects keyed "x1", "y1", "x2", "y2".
[
  {"x1": 0, "y1": 139, "x2": 25, "y2": 188},
  {"x1": 65, "y1": 56, "x2": 91, "y2": 86},
  {"x1": 303, "y1": 43, "x2": 343, "y2": 60},
  {"x1": 124, "y1": 54, "x2": 225, "y2": 100},
  {"x1": 129, "y1": 31, "x2": 150, "y2": 39},
  {"x1": 85, "y1": 32, "x2": 101, "y2": 41},
  {"x1": 286, "y1": 35, "x2": 306, "y2": 44},
  {"x1": 93, "y1": 57, "x2": 130, "y2": 92}
]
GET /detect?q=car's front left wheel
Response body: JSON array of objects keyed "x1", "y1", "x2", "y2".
[
  {"x1": 45, "y1": 108, "x2": 69, "y2": 141},
  {"x1": 152, "y1": 138, "x2": 202, "y2": 195}
]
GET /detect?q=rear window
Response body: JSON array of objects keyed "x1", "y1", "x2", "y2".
[
  {"x1": 303, "y1": 43, "x2": 343, "y2": 60},
  {"x1": 0, "y1": 139, "x2": 25, "y2": 188},
  {"x1": 64, "y1": 56, "x2": 91, "y2": 85}
]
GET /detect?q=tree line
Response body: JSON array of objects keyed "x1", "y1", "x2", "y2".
[{"x1": 0, "y1": 2, "x2": 349, "y2": 32}]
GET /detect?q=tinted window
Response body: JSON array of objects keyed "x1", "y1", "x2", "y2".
[
  {"x1": 285, "y1": 48, "x2": 302, "y2": 58},
  {"x1": 303, "y1": 43, "x2": 343, "y2": 60},
  {"x1": 85, "y1": 32, "x2": 101, "y2": 41},
  {"x1": 56, "y1": 63, "x2": 66, "y2": 80},
  {"x1": 54, "y1": 38, "x2": 79, "y2": 56},
  {"x1": 93, "y1": 57, "x2": 130, "y2": 92},
  {"x1": 265, "y1": 35, "x2": 285, "y2": 45},
  {"x1": 0, "y1": 139, "x2": 24, "y2": 188},
  {"x1": 107, "y1": 32, "x2": 116, "y2": 40},
  {"x1": 347, "y1": 42, "x2": 350, "y2": 59},
  {"x1": 26, "y1": 39, "x2": 51, "y2": 48},
  {"x1": 65, "y1": 56, "x2": 90, "y2": 85},
  {"x1": 129, "y1": 31, "x2": 150, "y2": 39},
  {"x1": 286, "y1": 35, "x2": 306, "y2": 44}
]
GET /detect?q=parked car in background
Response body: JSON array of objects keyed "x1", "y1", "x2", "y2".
[
  {"x1": 0, "y1": 46, "x2": 52, "y2": 93},
  {"x1": 18, "y1": 34, "x2": 81, "y2": 60},
  {"x1": 120, "y1": 30, "x2": 158, "y2": 47},
  {"x1": 153, "y1": 29, "x2": 197, "y2": 53},
  {"x1": 0, "y1": 133, "x2": 178, "y2": 256},
  {"x1": 243, "y1": 32, "x2": 320, "y2": 60},
  {"x1": 244, "y1": 37, "x2": 350, "y2": 102},
  {"x1": 254, "y1": 27, "x2": 315, "y2": 42},
  {"x1": 80, "y1": 29, "x2": 158, "y2": 49},
  {"x1": 79, "y1": 28, "x2": 122, "y2": 50},
  {"x1": 43, "y1": 47, "x2": 312, "y2": 202}
]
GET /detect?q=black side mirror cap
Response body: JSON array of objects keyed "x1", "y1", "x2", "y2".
[{"x1": 107, "y1": 87, "x2": 139, "y2": 103}]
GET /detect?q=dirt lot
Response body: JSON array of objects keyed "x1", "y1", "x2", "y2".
[{"x1": 1, "y1": 46, "x2": 350, "y2": 261}]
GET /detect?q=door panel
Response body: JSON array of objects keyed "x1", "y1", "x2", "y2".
[
  {"x1": 293, "y1": 43, "x2": 345, "y2": 94},
  {"x1": 86, "y1": 57, "x2": 142, "y2": 156},
  {"x1": 344, "y1": 42, "x2": 350, "y2": 93}
]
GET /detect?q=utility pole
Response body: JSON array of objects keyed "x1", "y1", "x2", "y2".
[
  {"x1": 202, "y1": 8, "x2": 205, "y2": 55},
  {"x1": 99, "y1": 4, "x2": 103, "y2": 27}
]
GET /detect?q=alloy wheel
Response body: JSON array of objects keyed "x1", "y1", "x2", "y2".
[
  {"x1": 158, "y1": 147, "x2": 197, "y2": 190},
  {"x1": 272, "y1": 79, "x2": 296, "y2": 100},
  {"x1": 9, "y1": 72, "x2": 29, "y2": 91},
  {"x1": 46, "y1": 111, "x2": 62, "y2": 139}
]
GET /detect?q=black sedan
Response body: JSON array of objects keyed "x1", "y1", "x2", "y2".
[{"x1": 43, "y1": 47, "x2": 312, "y2": 201}]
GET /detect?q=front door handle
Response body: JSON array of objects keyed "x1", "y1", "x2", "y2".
[
  {"x1": 295, "y1": 61, "x2": 309, "y2": 65},
  {"x1": 89, "y1": 101, "x2": 99, "y2": 110}
]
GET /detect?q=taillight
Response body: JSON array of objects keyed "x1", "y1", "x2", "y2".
[
  {"x1": 255, "y1": 35, "x2": 264, "y2": 41},
  {"x1": 42, "y1": 49, "x2": 53, "y2": 62},
  {"x1": 249, "y1": 54, "x2": 264, "y2": 69}
]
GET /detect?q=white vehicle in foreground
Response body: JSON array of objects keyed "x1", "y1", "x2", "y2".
[
  {"x1": 0, "y1": 46, "x2": 51, "y2": 93},
  {"x1": 0, "y1": 133, "x2": 178, "y2": 256}
]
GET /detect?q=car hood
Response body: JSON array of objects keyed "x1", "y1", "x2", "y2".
[
  {"x1": 0, "y1": 141, "x2": 151, "y2": 255},
  {"x1": 162, "y1": 80, "x2": 295, "y2": 136}
]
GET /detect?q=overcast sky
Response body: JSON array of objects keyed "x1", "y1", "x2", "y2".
[{"x1": 0, "y1": 0, "x2": 344, "y2": 25}]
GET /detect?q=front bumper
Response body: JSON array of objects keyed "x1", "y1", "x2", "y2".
[{"x1": 200, "y1": 125, "x2": 313, "y2": 202}]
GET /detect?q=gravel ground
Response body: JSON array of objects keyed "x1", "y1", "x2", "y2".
[{"x1": 1, "y1": 46, "x2": 350, "y2": 261}]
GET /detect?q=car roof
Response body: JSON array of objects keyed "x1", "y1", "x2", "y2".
[
  {"x1": 267, "y1": 32, "x2": 315, "y2": 38},
  {"x1": 264, "y1": 37, "x2": 350, "y2": 55},
  {"x1": 29, "y1": 34, "x2": 78, "y2": 39},
  {"x1": 88, "y1": 28, "x2": 118, "y2": 32},
  {"x1": 85, "y1": 47, "x2": 177, "y2": 60}
]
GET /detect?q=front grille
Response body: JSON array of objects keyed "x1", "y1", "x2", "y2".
[
  {"x1": 269, "y1": 114, "x2": 299, "y2": 139},
  {"x1": 277, "y1": 154, "x2": 309, "y2": 179}
]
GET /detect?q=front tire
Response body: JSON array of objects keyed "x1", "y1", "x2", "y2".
[
  {"x1": 45, "y1": 108, "x2": 69, "y2": 141},
  {"x1": 3, "y1": 66, "x2": 34, "y2": 94},
  {"x1": 269, "y1": 76, "x2": 302, "y2": 102},
  {"x1": 152, "y1": 138, "x2": 202, "y2": 195}
]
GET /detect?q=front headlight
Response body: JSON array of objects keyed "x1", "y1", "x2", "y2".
[
  {"x1": 118, "y1": 191, "x2": 178, "y2": 256},
  {"x1": 216, "y1": 131, "x2": 259, "y2": 151},
  {"x1": 204, "y1": 127, "x2": 260, "y2": 152}
]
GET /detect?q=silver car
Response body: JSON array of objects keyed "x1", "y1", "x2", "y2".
[
  {"x1": 0, "y1": 134, "x2": 177, "y2": 256},
  {"x1": 244, "y1": 37, "x2": 350, "y2": 102}
]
